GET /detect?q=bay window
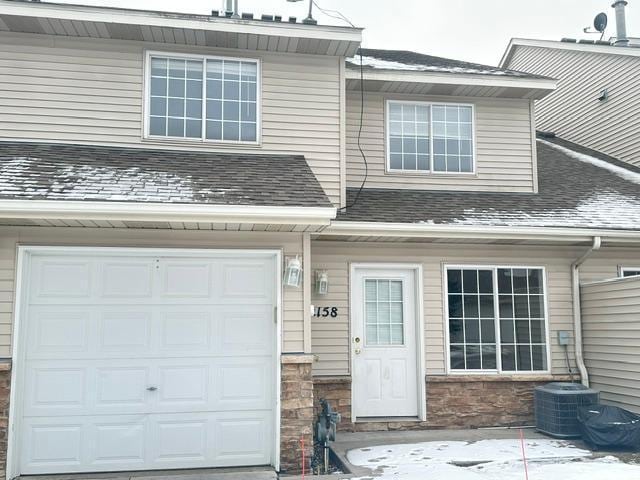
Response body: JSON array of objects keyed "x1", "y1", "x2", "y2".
[
  {"x1": 146, "y1": 53, "x2": 259, "y2": 143},
  {"x1": 446, "y1": 266, "x2": 549, "y2": 373}
]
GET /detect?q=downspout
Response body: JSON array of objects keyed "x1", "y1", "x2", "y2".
[{"x1": 571, "y1": 236, "x2": 601, "y2": 387}]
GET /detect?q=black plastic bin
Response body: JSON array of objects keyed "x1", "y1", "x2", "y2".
[{"x1": 577, "y1": 404, "x2": 640, "y2": 449}]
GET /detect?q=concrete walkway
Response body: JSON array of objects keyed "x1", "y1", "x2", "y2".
[{"x1": 329, "y1": 427, "x2": 549, "y2": 477}]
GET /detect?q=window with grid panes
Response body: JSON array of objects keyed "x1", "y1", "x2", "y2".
[
  {"x1": 446, "y1": 267, "x2": 548, "y2": 372},
  {"x1": 387, "y1": 101, "x2": 474, "y2": 173},
  {"x1": 364, "y1": 279, "x2": 404, "y2": 346},
  {"x1": 148, "y1": 54, "x2": 258, "y2": 143}
]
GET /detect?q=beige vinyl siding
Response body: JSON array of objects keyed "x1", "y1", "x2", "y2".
[
  {"x1": 345, "y1": 92, "x2": 536, "y2": 192},
  {"x1": 582, "y1": 276, "x2": 640, "y2": 413},
  {"x1": 0, "y1": 227, "x2": 305, "y2": 357},
  {"x1": 506, "y1": 45, "x2": 640, "y2": 167},
  {"x1": 0, "y1": 32, "x2": 342, "y2": 204},
  {"x1": 310, "y1": 241, "x2": 640, "y2": 377}
]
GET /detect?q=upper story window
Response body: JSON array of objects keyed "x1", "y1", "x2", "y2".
[
  {"x1": 146, "y1": 52, "x2": 259, "y2": 143},
  {"x1": 387, "y1": 101, "x2": 474, "y2": 174},
  {"x1": 620, "y1": 267, "x2": 640, "y2": 277}
]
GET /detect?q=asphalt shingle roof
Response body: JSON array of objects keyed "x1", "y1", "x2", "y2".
[
  {"x1": 346, "y1": 48, "x2": 551, "y2": 79},
  {"x1": 0, "y1": 142, "x2": 332, "y2": 208},
  {"x1": 338, "y1": 137, "x2": 640, "y2": 231}
]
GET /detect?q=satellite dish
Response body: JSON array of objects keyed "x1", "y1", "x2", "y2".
[{"x1": 594, "y1": 12, "x2": 608, "y2": 33}]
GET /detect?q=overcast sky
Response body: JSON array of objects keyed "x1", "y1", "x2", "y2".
[{"x1": 56, "y1": 0, "x2": 639, "y2": 65}]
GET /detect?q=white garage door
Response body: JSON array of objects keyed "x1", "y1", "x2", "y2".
[{"x1": 15, "y1": 248, "x2": 278, "y2": 475}]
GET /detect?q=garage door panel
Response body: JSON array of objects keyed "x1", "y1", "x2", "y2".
[
  {"x1": 92, "y1": 422, "x2": 146, "y2": 466},
  {"x1": 21, "y1": 420, "x2": 84, "y2": 471},
  {"x1": 30, "y1": 257, "x2": 92, "y2": 300},
  {"x1": 213, "y1": 412, "x2": 272, "y2": 465},
  {"x1": 160, "y1": 310, "x2": 212, "y2": 352},
  {"x1": 160, "y1": 261, "x2": 212, "y2": 298},
  {"x1": 157, "y1": 365, "x2": 209, "y2": 407},
  {"x1": 18, "y1": 250, "x2": 277, "y2": 474},
  {"x1": 220, "y1": 261, "x2": 272, "y2": 299},
  {"x1": 96, "y1": 366, "x2": 150, "y2": 408},
  {"x1": 27, "y1": 309, "x2": 91, "y2": 356},
  {"x1": 99, "y1": 260, "x2": 154, "y2": 299},
  {"x1": 215, "y1": 358, "x2": 272, "y2": 410},
  {"x1": 219, "y1": 305, "x2": 274, "y2": 355},
  {"x1": 26, "y1": 367, "x2": 86, "y2": 412}
]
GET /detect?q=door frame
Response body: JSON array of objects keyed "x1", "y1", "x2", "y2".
[
  {"x1": 349, "y1": 263, "x2": 426, "y2": 423},
  {"x1": 7, "y1": 245, "x2": 283, "y2": 479}
]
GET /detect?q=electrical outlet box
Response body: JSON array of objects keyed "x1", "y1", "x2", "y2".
[{"x1": 557, "y1": 330, "x2": 571, "y2": 346}]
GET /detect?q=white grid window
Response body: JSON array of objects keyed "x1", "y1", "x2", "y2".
[
  {"x1": 147, "y1": 54, "x2": 258, "y2": 143},
  {"x1": 446, "y1": 267, "x2": 548, "y2": 373},
  {"x1": 387, "y1": 101, "x2": 474, "y2": 174},
  {"x1": 497, "y1": 268, "x2": 548, "y2": 372},
  {"x1": 432, "y1": 105, "x2": 473, "y2": 173},
  {"x1": 364, "y1": 279, "x2": 404, "y2": 346}
]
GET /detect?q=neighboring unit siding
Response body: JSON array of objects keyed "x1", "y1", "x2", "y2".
[
  {"x1": 345, "y1": 91, "x2": 536, "y2": 192},
  {"x1": 506, "y1": 45, "x2": 640, "y2": 166},
  {"x1": 0, "y1": 32, "x2": 342, "y2": 204},
  {"x1": 582, "y1": 277, "x2": 640, "y2": 413},
  {"x1": 0, "y1": 227, "x2": 305, "y2": 356},
  {"x1": 310, "y1": 241, "x2": 640, "y2": 377}
]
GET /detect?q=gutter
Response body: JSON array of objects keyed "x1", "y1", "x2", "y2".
[
  {"x1": 324, "y1": 221, "x2": 640, "y2": 243},
  {"x1": 571, "y1": 236, "x2": 602, "y2": 387},
  {"x1": 0, "y1": 199, "x2": 337, "y2": 226}
]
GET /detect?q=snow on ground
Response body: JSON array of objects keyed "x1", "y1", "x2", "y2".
[{"x1": 346, "y1": 439, "x2": 640, "y2": 479}]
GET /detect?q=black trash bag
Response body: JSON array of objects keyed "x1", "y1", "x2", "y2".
[{"x1": 577, "y1": 404, "x2": 640, "y2": 449}]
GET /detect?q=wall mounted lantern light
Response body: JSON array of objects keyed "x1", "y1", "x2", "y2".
[
  {"x1": 284, "y1": 256, "x2": 302, "y2": 287},
  {"x1": 315, "y1": 270, "x2": 329, "y2": 295}
]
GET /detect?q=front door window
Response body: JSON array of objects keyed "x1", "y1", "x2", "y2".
[{"x1": 364, "y1": 279, "x2": 404, "y2": 346}]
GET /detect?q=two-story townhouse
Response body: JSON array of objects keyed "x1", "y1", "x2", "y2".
[{"x1": 0, "y1": 1, "x2": 639, "y2": 478}]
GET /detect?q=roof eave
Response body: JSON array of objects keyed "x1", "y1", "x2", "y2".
[
  {"x1": 325, "y1": 221, "x2": 640, "y2": 244},
  {"x1": 0, "y1": 0, "x2": 363, "y2": 55},
  {"x1": 500, "y1": 38, "x2": 640, "y2": 68},
  {"x1": 345, "y1": 68, "x2": 557, "y2": 99},
  {"x1": 0, "y1": 199, "x2": 337, "y2": 226}
]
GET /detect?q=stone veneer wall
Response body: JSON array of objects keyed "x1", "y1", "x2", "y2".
[
  {"x1": 314, "y1": 374, "x2": 575, "y2": 432},
  {"x1": 0, "y1": 364, "x2": 10, "y2": 479},
  {"x1": 280, "y1": 355, "x2": 314, "y2": 474}
]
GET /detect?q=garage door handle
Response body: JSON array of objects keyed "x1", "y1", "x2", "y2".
[{"x1": 146, "y1": 386, "x2": 158, "y2": 392}]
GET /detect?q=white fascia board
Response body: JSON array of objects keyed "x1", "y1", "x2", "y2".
[
  {"x1": 345, "y1": 68, "x2": 557, "y2": 91},
  {"x1": 500, "y1": 38, "x2": 640, "y2": 68},
  {"x1": 0, "y1": 0, "x2": 363, "y2": 43},
  {"x1": 324, "y1": 221, "x2": 640, "y2": 243},
  {"x1": 0, "y1": 199, "x2": 337, "y2": 225}
]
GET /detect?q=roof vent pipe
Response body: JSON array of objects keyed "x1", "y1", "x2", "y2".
[
  {"x1": 222, "y1": 0, "x2": 240, "y2": 19},
  {"x1": 612, "y1": 0, "x2": 630, "y2": 46}
]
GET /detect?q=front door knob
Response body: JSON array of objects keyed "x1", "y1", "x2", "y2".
[{"x1": 146, "y1": 386, "x2": 158, "y2": 392}]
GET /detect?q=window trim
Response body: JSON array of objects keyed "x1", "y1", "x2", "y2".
[
  {"x1": 619, "y1": 266, "x2": 640, "y2": 277},
  {"x1": 443, "y1": 264, "x2": 551, "y2": 376},
  {"x1": 142, "y1": 50, "x2": 262, "y2": 145},
  {"x1": 385, "y1": 99, "x2": 477, "y2": 176}
]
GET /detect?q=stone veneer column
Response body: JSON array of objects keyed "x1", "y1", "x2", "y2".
[
  {"x1": 280, "y1": 354, "x2": 314, "y2": 474},
  {"x1": 0, "y1": 363, "x2": 11, "y2": 479}
]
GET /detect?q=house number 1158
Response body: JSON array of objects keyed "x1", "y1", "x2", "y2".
[{"x1": 314, "y1": 307, "x2": 338, "y2": 318}]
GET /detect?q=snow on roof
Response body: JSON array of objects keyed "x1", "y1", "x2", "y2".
[
  {"x1": 346, "y1": 48, "x2": 548, "y2": 78},
  {"x1": 347, "y1": 55, "x2": 511, "y2": 75},
  {"x1": 539, "y1": 139, "x2": 640, "y2": 186}
]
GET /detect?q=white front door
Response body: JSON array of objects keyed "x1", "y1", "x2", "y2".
[
  {"x1": 352, "y1": 267, "x2": 419, "y2": 419},
  {"x1": 14, "y1": 248, "x2": 278, "y2": 475}
]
